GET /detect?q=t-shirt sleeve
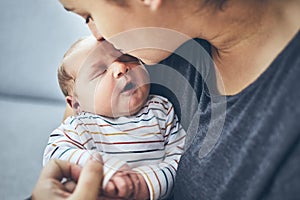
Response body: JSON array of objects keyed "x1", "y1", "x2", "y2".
[
  {"x1": 133, "y1": 97, "x2": 186, "y2": 200},
  {"x1": 43, "y1": 116, "x2": 126, "y2": 189}
]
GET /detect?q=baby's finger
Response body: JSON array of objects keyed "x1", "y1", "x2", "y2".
[
  {"x1": 127, "y1": 171, "x2": 140, "y2": 199},
  {"x1": 104, "y1": 180, "x2": 118, "y2": 197},
  {"x1": 63, "y1": 180, "x2": 77, "y2": 193},
  {"x1": 113, "y1": 174, "x2": 134, "y2": 199}
]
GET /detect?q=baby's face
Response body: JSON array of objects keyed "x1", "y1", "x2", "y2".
[{"x1": 64, "y1": 37, "x2": 150, "y2": 117}]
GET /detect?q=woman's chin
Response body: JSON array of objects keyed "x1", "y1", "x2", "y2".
[{"x1": 128, "y1": 49, "x2": 172, "y2": 65}]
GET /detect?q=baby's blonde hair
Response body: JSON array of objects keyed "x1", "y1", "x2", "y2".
[{"x1": 57, "y1": 37, "x2": 87, "y2": 97}]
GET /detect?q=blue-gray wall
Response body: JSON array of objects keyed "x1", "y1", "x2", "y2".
[
  {"x1": 0, "y1": 0, "x2": 90, "y2": 101},
  {"x1": 0, "y1": 1, "x2": 90, "y2": 199}
]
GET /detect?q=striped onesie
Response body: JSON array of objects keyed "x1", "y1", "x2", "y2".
[{"x1": 43, "y1": 95, "x2": 186, "y2": 200}]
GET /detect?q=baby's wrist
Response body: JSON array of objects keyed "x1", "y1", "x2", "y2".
[{"x1": 135, "y1": 173, "x2": 150, "y2": 200}]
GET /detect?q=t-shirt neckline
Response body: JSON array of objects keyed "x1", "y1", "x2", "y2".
[{"x1": 222, "y1": 29, "x2": 300, "y2": 100}]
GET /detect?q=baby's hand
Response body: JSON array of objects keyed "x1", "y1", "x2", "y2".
[
  {"x1": 104, "y1": 164, "x2": 132, "y2": 198},
  {"x1": 104, "y1": 166, "x2": 149, "y2": 200}
]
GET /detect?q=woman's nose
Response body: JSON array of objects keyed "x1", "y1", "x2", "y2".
[
  {"x1": 87, "y1": 18, "x2": 103, "y2": 41},
  {"x1": 111, "y1": 62, "x2": 129, "y2": 78}
]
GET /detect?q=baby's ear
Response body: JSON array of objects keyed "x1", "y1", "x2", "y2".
[
  {"x1": 66, "y1": 96, "x2": 81, "y2": 114},
  {"x1": 142, "y1": 0, "x2": 162, "y2": 11}
]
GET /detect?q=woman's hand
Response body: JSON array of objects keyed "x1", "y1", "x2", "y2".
[{"x1": 32, "y1": 158, "x2": 103, "y2": 200}]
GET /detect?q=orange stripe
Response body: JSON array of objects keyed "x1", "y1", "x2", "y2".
[
  {"x1": 165, "y1": 122, "x2": 173, "y2": 129},
  {"x1": 64, "y1": 129, "x2": 79, "y2": 135},
  {"x1": 149, "y1": 165, "x2": 162, "y2": 198},
  {"x1": 76, "y1": 151, "x2": 85, "y2": 165},
  {"x1": 163, "y1": 123, "x2": 176, "y2": 138},
  {"x1": 123, "y1": 123, "x2": 159, "y2": 132},
  {"x1": 82, "y1": 137, "x2": 93, "y2": 146},
  {"x1": 166, "y1": 135, "x2": 186, "y2": 146},
  {"x1": 79, "y1": 130, "x2": 128, "y2": 136},
  {"x1": 95, "y1": 139, "x2": 165, "y2": 145},
  {"x1": 142, "y1": 132, "x2": 162, "y2": 137},
  {"x1": 80, "y1": 130, "x2": 161, "y2": 137},
  {"x1": 75, "y1": 123, "x2": 111, "y2": 130},
  {"x1": 177, "y1": 145, "x2": 184, "y2": 151},
  {"x1": 169, "y1": 164, "x2": 176, "y2": 172},
  {"x1": 167, "y1": 106, "x2": 173, "y2": 115},
  {"x1": 56, "y1": 140, "x2": 83, "y2": 149},
  {"x1": 68, "y1": 149, "x2": 79, "y2": 162},
  {"x1": 63, "y1": 131, "x2": 83, "y2": 147},
  {"x1": 139, "y1": 168, "x2": 155, "y2": 200}
]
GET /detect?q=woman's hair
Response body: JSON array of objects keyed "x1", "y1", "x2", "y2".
[
  {"x1": 107, "y1": 0, "x2": 227, "y2": 9},
  {"x1": 105, "y1": 0, "x2": 128, "y2": 6},
  {"x1": 203, "y1": 0, "x2": 227, "y2": 9},
  {"x1": 58, "y1": 38, "x2": 86, "y2": 97}
]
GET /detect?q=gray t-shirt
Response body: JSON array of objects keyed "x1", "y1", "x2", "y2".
[{"x1": 149, "y1": 30, "x2": 300, "y2": 200}]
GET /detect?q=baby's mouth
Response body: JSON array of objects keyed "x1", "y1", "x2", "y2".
[{"x1": 121, "y1": 82, "x2": 136, "y2": 94}]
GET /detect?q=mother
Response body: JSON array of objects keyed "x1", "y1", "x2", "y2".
[{"x1": 41, "y1": 0, "x2": 300, "y2": 199}]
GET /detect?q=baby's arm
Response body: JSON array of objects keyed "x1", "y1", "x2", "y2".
[
  {"x1": 132, "y1": 104, "x2": 186, "y2": 200},
  {"x1": 100, "y1": 98, "x2": 185, "y2": 200},
  {"x1": 43, "y1": 121, "x2": 93, "y2": 166},
  {"x1": 104, "y1": 105, "x2": 185, "y2": 200},
  {"x1": 43, "y1": 116, "x2": 127, "y2": 188}
]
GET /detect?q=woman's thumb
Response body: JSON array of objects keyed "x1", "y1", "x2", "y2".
[{"x1": 71, "y1": 158, "x2": 103, "y2": 200}]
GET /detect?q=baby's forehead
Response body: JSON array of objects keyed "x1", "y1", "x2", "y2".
[{"x1": 63, "y1": 37, "x2": 123, "y2": 77}]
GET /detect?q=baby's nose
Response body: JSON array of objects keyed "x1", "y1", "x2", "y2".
[{"x1": 112, "y1": 62, "x2": 129, "y2": 78}]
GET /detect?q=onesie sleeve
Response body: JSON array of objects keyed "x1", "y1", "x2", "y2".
[
  {"x1": 132, "y1": 98, "x2": 186, "y2": 200},
  {"x1": 43, "y1": 116, "x2": 126, "y2": 188}
]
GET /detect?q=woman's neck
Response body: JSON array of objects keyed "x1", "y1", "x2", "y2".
[{"x1": 184, "y1": 0, "x2": 300, "y2": 95}]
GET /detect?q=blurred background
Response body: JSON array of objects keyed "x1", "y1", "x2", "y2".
[{"x1": 0, "y1": 1, "x2": 90, "y2": 199}]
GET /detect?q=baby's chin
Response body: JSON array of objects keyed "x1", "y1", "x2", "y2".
[
  {"x1": 116, "y1": 104, "x2": 144, "y2": 118},
  {"x1": 128, "y1": 103, "x2": 145, "y2": 116},
  {"x1": 114, "y1": 100, "x2": 146, "y2": 118}
]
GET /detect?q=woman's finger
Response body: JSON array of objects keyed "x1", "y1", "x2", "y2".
[
  {"x1": 71, "y1": 158, "x2": 103, "y2": 200},
  {"x1": 39, "y1": 159, "x2": 81, "y2": 181}
]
